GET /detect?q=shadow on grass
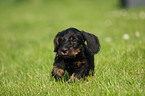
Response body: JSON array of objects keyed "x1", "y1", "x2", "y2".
[{"x1": 50, "y1": 72, "x2": 90, "y2": 83}]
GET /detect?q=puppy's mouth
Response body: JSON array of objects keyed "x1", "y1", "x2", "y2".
[
  {"x1": 58, "y1": 45, "x2": 82, "y2": 58},
  {"x1": 60, "y1": 55, "x2": 75, "y2": 59},
  {"x1": 58, "y1": 51, "x2": 79, "y2": 58}
]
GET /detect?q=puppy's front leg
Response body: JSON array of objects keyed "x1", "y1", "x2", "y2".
[
  {"x1": 51, "y1": 57, "x2": 65, "y2": 80},
  {"x1": 67, "y1": 73, "x2": 81, "y2": 83},
  {"x1": 51, "y1": 66, "x2": 65, "y2": 79},
  {"x1": 67, "y1": 73, "x2": 75, "y2": 83}
]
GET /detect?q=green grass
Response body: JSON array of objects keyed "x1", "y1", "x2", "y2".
[{"x1": 0, "y1": 0, "x2": 145, "y2": 95}]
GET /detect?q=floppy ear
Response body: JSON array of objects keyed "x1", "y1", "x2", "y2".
[
  {"x1": 81, "y1": 31, "x2": 100, "y2": 54},
  {"x1": 54, "y1": 32, "x2": 61, "y2": 52}
]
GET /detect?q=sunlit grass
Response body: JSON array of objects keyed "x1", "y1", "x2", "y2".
[{"x1": 0, "y1": 0, "x2": 145, "y2": 95}]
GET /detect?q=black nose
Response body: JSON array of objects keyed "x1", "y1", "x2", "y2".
[{"x1": 62, "y1": 48, "x2": 68, "y2": 53}]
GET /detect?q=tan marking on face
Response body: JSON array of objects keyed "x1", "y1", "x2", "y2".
[
  {"x1": 61, "y1": 51, "x2": 68, "y2": 55},
  {"x1": 70, "y1": 37, "x2": 73, "y2": 41},
  {"x1": 73, "y1": 45, "x2": 83, "y2": 56},
  {"x1": 56, "y1": 37, "x2": 59, "y2": 46}
]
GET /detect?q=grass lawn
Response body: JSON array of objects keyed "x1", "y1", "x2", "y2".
[{"x1": 0, "y1": 0, "x2": 145, "y2": 95}]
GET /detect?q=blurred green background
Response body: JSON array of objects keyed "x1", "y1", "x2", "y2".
[{"x1": 0, "y1": 0, "x2": 145, "y2": 95}]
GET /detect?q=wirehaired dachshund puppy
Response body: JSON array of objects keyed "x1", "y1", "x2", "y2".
[{"x1": 51, "y1": 28, "x2": 100, "y2": 82}]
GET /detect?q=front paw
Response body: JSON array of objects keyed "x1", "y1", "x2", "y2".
[
  {"x1": 51, "y1": 66, "x2": 65, "y2": 80},
  {"x1": 66, "y1": 73, "x2": 80, "y2": 83}
]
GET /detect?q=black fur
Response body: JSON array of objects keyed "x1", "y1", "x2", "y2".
[{"x1": 51, "y1": 28, "x2": 100, "y2": 80}]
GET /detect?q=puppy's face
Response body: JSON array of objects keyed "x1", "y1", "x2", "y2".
[{"x1": 55, "y1": 28, "x2": 84, "y2": 58}]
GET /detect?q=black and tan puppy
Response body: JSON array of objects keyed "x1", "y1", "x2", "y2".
[{"x1": 51, "y1": 28, "x2": 100, "y2": 82}]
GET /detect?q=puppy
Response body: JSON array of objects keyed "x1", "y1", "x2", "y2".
[{"x1": 51, "y1": 28, "x2": 100, "y2": 82}]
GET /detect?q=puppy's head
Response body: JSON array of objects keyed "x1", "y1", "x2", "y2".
[{"x1": 54, "y1": 28, "x2": 100, "y2": 58}]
